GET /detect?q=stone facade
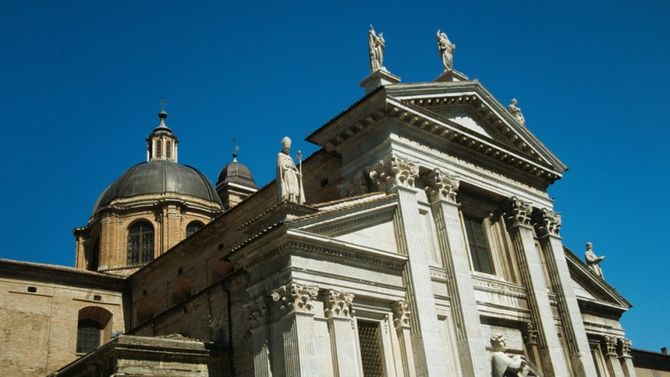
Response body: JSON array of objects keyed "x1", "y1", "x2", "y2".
[{"x1": 0, "y1": 33, "x2": 656, "y2": 377}]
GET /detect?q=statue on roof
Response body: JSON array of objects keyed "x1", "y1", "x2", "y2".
[
  {"x1": 368, "y1": 25, "x2": 385, "y2": 72},
  {"x1": 507, "y1": 98, "x2": 526, "y2": 127},
  {"x1": 585, "y1": 242, "x2": 605, "y2": 278},
  {"x1": 491, "y1": 334, "x2": 538, "y2": 377},
  {"x1": 436, "y1": 30, "x2": 456, "y2": 71},
  {"x1": 277, "y1": 136, "x2": 305, "y2": 204}
]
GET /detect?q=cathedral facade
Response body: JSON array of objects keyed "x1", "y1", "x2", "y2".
[{"x1": 0, "y1": 30, "x2": 664, "y2": 377}]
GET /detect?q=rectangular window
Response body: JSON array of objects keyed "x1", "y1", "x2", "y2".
[
  {"x1": 464, "y1": 216, "x2": 495, "y2": 274},
  {"x1": 357, "y1": 320, "x2": 384, "y2": 377}
]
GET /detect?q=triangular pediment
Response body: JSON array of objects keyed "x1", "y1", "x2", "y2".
[
  {"x1": 565, "y1": 247, "x2": 630, "y2": 310},
  {"x1": 288, "y1": 193, "x2": 399, "y2": 253},
  {"x1": 385, "y1": 82, "x2": 566, "y2": 174}
]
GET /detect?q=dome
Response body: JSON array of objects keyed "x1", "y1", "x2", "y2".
[
  {"x1": 93, "y1": 160, "x2": 222, "y2": 213},
  {"x1": 216, "y1": 160, "x2": 258, "y2": 189}
]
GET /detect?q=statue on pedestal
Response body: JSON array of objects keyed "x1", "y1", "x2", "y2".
[
  {"x1": 368, "y1": 25, "x2": 385, "y2": 72},
  {"x1": 437, "y1": 30, "x2": 456, "y2": 71},
  {"x1": 507, "y1": 98, "x2": 526, "y2": 126},
  {"x1": 585, "y1": 242, "x2": 605, "y2": 278},
  {"x1": 490, "y1": 334, "x2": 539, "y2": 377},
  {"x1": 276, "y1": 136, "x2": 305, "y2": 204}
]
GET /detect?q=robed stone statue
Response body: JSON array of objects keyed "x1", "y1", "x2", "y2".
[
  {"x1": 490, "y1": 334, "x2": 541, "y2": 377},
  {"x1": 276, "y1": 136, "x2": 305, "y2": 204},
  {"x1": 585, "y1": 242, "x2": 605, "y2": 278},
  {"x1": 368, "y1": 25, "x2": 385, "y2": 72},
  {"x1": 437, "y1": 30, "x2": 456, "y2": 71},
  {"x1": 507, "y1": 98, "x2": 526, "y2": 127}
]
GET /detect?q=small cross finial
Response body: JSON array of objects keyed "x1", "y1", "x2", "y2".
[
  {"x1": 158, "y1": 98, "x2": 168, "y2": 120},
  {"x1": 232, "y1": 138, "x2": 239, "y2": 162},
  {"x1": 160, "y1": 97, "x2": 167, "y2": 112}
]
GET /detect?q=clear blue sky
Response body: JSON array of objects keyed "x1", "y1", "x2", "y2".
[{"x1": 1, "y1": 1, "x2": 668, "y2": 351}]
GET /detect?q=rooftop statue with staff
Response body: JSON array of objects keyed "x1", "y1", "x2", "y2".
[{"x1": 276, "y1": 136, "x2": 305, "y2": 204}]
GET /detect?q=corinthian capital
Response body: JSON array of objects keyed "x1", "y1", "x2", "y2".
[
  {"x1": 603, "y1": 335, "x2": 618, "y2": 357},
  {"x1": 618, "y1": 337, "x2": 632, "y2": 358},
  {"x1": 507, "y1": 197, "x2": 533, "y2": 228},
  {"x1": 245, "y1": 296, "x2": 267, "y2": 330},
  {"x1": 425, "y1": 168, "x2": 459, "y2": 203},
  {"x1": 271, "y1": 282, "x2": 319, "y2": 314},
  {"x1": 368, "y1": 155, "x2": 420, "y2": 191},
  {"x1": 538, "y1": 208, "x2": 561, "y2": 237},
  {"x1": 391, "y1": 299, "x2": 411, "y2": 329},
  {"x1": 324, "y1": 289, "x2": 355, "y2": 319}
]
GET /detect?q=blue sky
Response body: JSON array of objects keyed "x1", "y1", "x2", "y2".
[{"x1": 1, "y1": 1, "x2": 668, "y2": 350}]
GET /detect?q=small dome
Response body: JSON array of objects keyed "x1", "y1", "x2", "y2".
[
  {"x1": 216, "y1": 160, "x2": 258, "y2": 189},
  {"x1": 93, "y1": 160, "x2": 222, "y2": 213}
]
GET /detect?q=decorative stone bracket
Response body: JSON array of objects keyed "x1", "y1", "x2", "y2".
[
  {"x1": 324, "y1": 289, "x2": 355, "y2": 319},
  {"x1": 618, "y1": 337, "x2": 632, "y2": 359},
  {"x1": 245, "y1": 296, "x2": 268, "y2": 330},
  {"x1": 506, "y1": 196, "x2": 534, "y2": 228},
  {"x1": 425, "y1": 168, "x2": 459, "y2": 203},
  {"x1": 270, "y1": 282, "x2": 319, "y2": 314},
  {"x1": 368, "y1": 155, "x2": 420, "y2": 191},
  {"x1": 603, "y1": 335, "x2": 618, "y2": 357},
  {"x1": 391, "y1": 299, "x2": 411, "y2": 329},
  {"x1": 537, "y1": 208, "x2": 561, "y2": 237}
]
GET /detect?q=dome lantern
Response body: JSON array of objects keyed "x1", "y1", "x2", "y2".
[{"x1": 146, "y1": 109, "x2": 179, "y2": 162}]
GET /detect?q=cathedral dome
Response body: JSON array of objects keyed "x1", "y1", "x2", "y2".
[
  {"x1": 93, "y1": 160, "x2": 222, "y2": 213},
  {"x1": 216, "y1": 159, "x2": 258, "y2": 189}
]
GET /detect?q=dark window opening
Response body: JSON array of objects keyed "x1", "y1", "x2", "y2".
[
  {"x1": 93, "y1": 295, "x2": 102, "y2": 301},
  {"x1": 27, "y1": 286, "x2": 37, "y2": 293},
  {"x1": 464, "y1": 216, "x2": 495, "y2": 274},
  {"x1": 186, "y1": 221, "x2": 204, "y2": 237},
  {"x1": 358, "y1": 320, "x2": 384, "y2": 377},
  {"x1": 127, "y1": 221, "x2": 154, "y2": 265},
  {"x1": 156, "y1": 139, "x2": 162, "y2": 158},
  {"x1": 90, "y1": 237, "x2": 100, "y2": 271},
  {"x1": 76, "y1": 319, "x2": 101, "y2": 353}
]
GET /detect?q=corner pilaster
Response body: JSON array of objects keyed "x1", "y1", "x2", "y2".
[
  {"x1": 246, "y1": 296, "x2": 272, "y2": 377},
  {"x1": 603, "y1": 336, "x2": 626, "y2": 377},
  {"x1": 324, "y1": 289, "x2": 362, "y2": 377},
  {"x1": 426, "y1": 168, "x2": 487, "y2": 377},
  {"x1": 391, "y1": 300, "x2": 417, "y2": 377},
  {"x1": 270, "y1": 282, "x2": 320, "y2": 377},
  {"x1": 506, "y1": 197, "x2": 568, "y2": 377},
  {"x1": 618, "y1": 338, "x2": 637, "y2": 377},
  {"x1": 369, "y1": 156, "x2": 449, "y2": 377},
  {"x1": 537, "y1": 208, "x2": 598, "y2": 377}
]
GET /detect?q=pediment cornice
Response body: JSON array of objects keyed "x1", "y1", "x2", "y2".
[{"x1": 307, "y1": 82, "x2": 566, "y2": 184}]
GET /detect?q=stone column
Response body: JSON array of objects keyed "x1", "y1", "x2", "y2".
[
  {"x1": 603, "y1": 336, "x2": 626, "y2": 377},
  {"x1": 246, "y1": 296, "x2": 272, "y2": 377},
  {"x1": 270, "y1": 282, "x2": 320, "y2": 377},
  {"x1": 537, "y1": 209, "x2": 599, "y2": 377},
  {"x1": 391, "y1": 300, "x2": 417, "y2": 377},
  {"x1": 506, "y1": 197, "x2": 568, "y2": 377},
  {"x1": 324, "y1": 289, "x2": 362, "y2": 377},
  {"x1": 425, "y1": 169, "x2": 487, "y2": 377},
  {"x1": 369, "y1": 155, "x2": 449, "y2": 377},
  {"x1": 618, "y1": 338, "x2": 637, "y2": 377}
]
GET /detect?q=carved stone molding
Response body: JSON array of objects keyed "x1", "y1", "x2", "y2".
[
  {"x1": 603, "y1": 335, "x2": 618, "y2": 357},
  {"x1": 337, "y1": 170, "x2": 370, "y2": 197},
  {"x1": 425, "y1": 168, "x2": 459, "y2": 203},
  {"x1": 618, "y1": 337, "x2": 632, "y2": 358},
  {"x1": 507, "y1": 196, "x2": 533, "y2": 228},
  {"x1": 537, "y1": 208, "x2": 561, "y2": 237},
  {"x1": 391, "y1": 299, "x2": 410, "y2": 329},
  {"x1": 324, "y1": 289, "x2": 355, "y2": 319},
  {"x1": 270, "y1": 282, "x2": 319, "y2": 314},
  {"x1": 523, "y1": 322, "x2": 539, "y2": 346},
  {"x1": 245, "y1": 296, "x2": 267, "y2": 330},
  {"x1": 368, "y1": 155, "x2": 420, "y2": 191}
]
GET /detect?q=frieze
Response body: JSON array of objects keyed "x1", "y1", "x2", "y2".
[
  {"x1": 425, "y1": 168, "x2": 459, "y2": 203},
  {"x1": 324, "y1": 289, "x2": 355, "y2": 319},
  {"x1": 392, "y1": 135, "x2": 547, "y2": 197},
  {"x1": 270, "y1": 282, "x2": 319, "y2": 314}
]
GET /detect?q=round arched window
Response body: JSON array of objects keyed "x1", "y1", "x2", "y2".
[{"x1": 186, "y1": 221, "x2": 204, "y2": 237}]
